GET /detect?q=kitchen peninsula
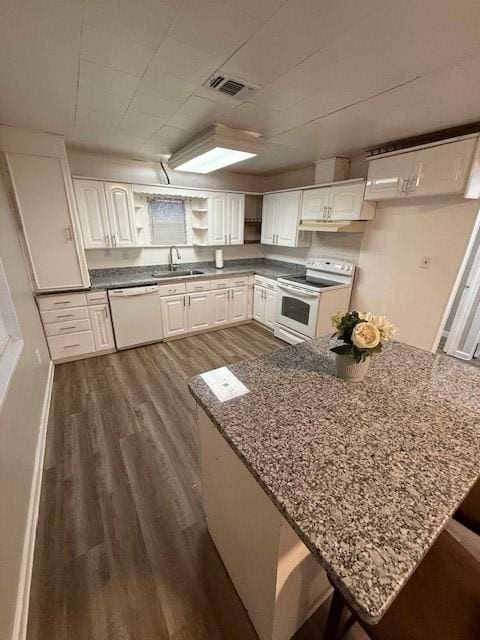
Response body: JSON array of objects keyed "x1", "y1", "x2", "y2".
[{"x1": 189, "y1": 338, "x2": 480, "y2": 640}]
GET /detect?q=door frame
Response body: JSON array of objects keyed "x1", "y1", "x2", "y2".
[{"x1": 435, "y1": 206, "x2": 480, "y2": 356}]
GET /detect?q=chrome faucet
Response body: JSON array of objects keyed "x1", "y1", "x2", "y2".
[{"x1": 169, "y1": 245, "x2": 181, "y2": 271}]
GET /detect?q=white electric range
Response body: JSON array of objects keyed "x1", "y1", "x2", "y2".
[{"x1": 274, "y1": 257, "x2": 355, "y2": 345}]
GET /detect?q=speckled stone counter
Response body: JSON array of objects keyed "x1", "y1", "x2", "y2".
[
  {"x1": 188, "y1": 338, "x2": 480, "y2": 624},
  {"x1": 88, "y1": 258, "x2": 305, "y2": 290}
]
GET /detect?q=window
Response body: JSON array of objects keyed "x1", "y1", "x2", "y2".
[
  {"x1": 0, "y1": 259, "x2": 24, "y2": 411},
  {"x1": 147, "y1": 197, "x2": 187, "y2": 246}
]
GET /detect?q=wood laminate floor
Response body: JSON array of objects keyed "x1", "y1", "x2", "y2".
[{"x1": 27, "y1": 323, "x2": 367, "y2": 640}]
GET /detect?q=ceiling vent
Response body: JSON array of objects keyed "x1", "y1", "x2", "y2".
[{"x1": 204, "y1": 74, "x2": 260, "y2": 101}]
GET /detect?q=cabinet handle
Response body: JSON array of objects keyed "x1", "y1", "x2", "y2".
[
  {"x1": 227, "y1": 289, "x2": 230, "y2": 300},
  {"x1": 408, "y1": 176, "x2": 417, "y2": 194},
  {"x1": 328, "y1": 206, "x2": 332, "y2": 219},
  {"x1": 224, "y1": 234, "x2": 227, "y2": 244},
  {"x1": 105, "y1": 234, "x2": 110, "y2": 248},
  {"x1": 57, "y1": 313, "x2": 74, "y2": 318},
  {"x1": 229, "y1": 233, "x2": 231, "y2": 244},
  {"x1": 104, "y1": 306, "x2": 108, "y2": 319},
  {"x1": 183, "y1": 296, "x2": 186, "y2": 306},
  {"x1": 111, "y1": 233, "x2": 116, "y2": 247},
  {"x1": 54, "y1": 301, "x2": 71, "y2": 305},
  {"x1": 188, "y1": 295, "x2": 191, "y2": 306},
  {"x1": 65, "y1": 226, "x2": 73, "y2": 241},
  {"x1": 64, "y1": 343, "x2": 80, "y2": 349},
  {"x1": 400, "y1": 177, "x2": 408, "y2": 195},
  {"x1": 59, "y1": 326, "x2": 76, "y2": 331}
]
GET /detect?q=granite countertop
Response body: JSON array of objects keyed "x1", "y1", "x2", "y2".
[
  {"x1": 88, "y1": 258, "x2": 305, "y2": 290},
  {"x1": 188, "y1": 338, "x2": 480, "y2": 624}
]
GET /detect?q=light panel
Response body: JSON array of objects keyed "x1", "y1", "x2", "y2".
[{"x1": 174, "y1": 147, "x2": 257, "y2": 173}]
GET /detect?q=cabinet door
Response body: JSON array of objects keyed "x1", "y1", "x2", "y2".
[
  {"x1": 6, "y1": 153, "x2": 89, "y2": 291},
  {"x1": 261, "y1": 194, "x2": 277, "y2": 245},
  {"x1": 411, "y1": 138, "x2": 476, "y2": 197},
  {"x1": 208, "y1": 193, "x2": 227, "y2": 245},
  {"x1": 329, "y1": 182, "x2": 366, "y2": 221},
  {"x1": 88, "y1": 304, "x2": 115, "y2": 351},
  {"x1": 264, "y1": 289, "x2": 277, "y2": 329},
  {"x1": 365, "y1": 153, "x2": 415, "y2": 200},
  {"x1": 226, "y1": 193, "x2": 245, "y2": 244},
  {"x1": 301, "y1": 188, "x2": 331, "y2": 221},
  {"x1": 74, "y1": 179, "x2": 110, "y2": 248},
  {"x1": 229, "y1": 287, "x2": 248, "y2": 323},
  {"x1": 187, "y1": 292, "x2": 211, "y2": 332},
  {"x1": 276, "y1": 191, "x2": 302, "y2": 246},
  {"x1": 211, "y1": 289, "x2": 230, "y2": 327},
  {"x1": 104, "y1": 182, "x2": 138, "y2": 247},
  {"x1": 160, "y1": 295, "x2": 187, "y2": 338},
  {"x1": 253, "y1": 285, "x2": 265, "y2": 323}
]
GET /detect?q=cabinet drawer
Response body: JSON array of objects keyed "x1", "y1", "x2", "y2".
[
  {"x1": 186, "y1": 280, "x2": 211, "y2": 293},
  {"x1": 38, "y1": 292, "x2": 87, "y2": 311},
  {"x1": 158, "y1": 282, "x2": 186, "y2": 296},
  {"x1": 47, "y1": 330, "x2": 95, "y2": 361},
  {"x1": 229, "y1": 275, "x2": 249, "y2": 287},
  {"x1": 41, "y1": 306, "x2": 89, "y2": 324},
  {"x1": 44, "y1": 318, "x2": 91, "y2": 337},
  {"x1": 209, "y1": 279, "x2": 231, "y2": 290},
  {"x1": 86, "y1": 290, "x2": 108, "y2": 305},
  {"x1": 255, "y1": 275, "x2": 277, "y2": 290}
]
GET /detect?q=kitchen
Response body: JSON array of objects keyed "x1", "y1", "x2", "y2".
[{"x1": 1, "y1": 2, "x2": 480, "y2": 640}]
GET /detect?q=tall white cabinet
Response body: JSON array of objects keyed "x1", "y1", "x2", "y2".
[
  {"x1": 5, "y1": 151, "x2": 90, "y2": 291},
  {"x1": 261, "y1": 191, "x2": 311, "y2": 247},
  {"x1": 74, "y1": 179, "x2": 137, "y2": 249}
]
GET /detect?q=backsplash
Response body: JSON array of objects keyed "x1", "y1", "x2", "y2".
[{"x1": 262, "y1": 231, "x2": 363, "y2": 265}]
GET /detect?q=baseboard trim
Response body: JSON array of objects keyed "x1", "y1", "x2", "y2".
[{"x1": 11, "y1": 360, "x2": 54, "y2": 640}]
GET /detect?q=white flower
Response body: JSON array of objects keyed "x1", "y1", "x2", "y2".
[
  {"x1": 358, "y1": 312, "x2": 396, "y2": 341},
  {"x1": 331, "y1": 311, "x2": 345, "y2": 330},
  {"x1": 351, "y1": 322, "x2": 381, "y2": 349}
]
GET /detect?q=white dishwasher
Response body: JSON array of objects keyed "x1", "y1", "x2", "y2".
[{"x1": 108, "y1": 285, "x2": 163, "y2": 349}]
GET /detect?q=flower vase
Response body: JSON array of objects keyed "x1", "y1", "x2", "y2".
[{"x1": 335, "y1": 354, "x2": 370, "y2": 382}]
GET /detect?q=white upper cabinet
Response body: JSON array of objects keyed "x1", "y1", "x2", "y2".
[
  {"x1": 74, "y1": 179, "x2": 110, "y2": 249},
  {"x1": 301, "y1": 188, "x2": 331, "y2": 221},
  {"x1": 226, "y1": 193, "x2": 245, "y2": 245},
  {"x1": 410, "y1": 138, "x2": 476, "y2": 197},
  {"x1": 329, "y1": 182, "x2": 368, "y2": 220},
  {"x1": 206, "y1": 192, "x2": 245, "y2": 246},
  {"x1": 6, "y1": 153, "x2": 90, "y2": 291},
  {"x1": 261, "y1": 191, "x2": 310, "y2": 247},
  {"x1": 104, "y1": 182, "x2": 137, "y2": 248},
  {"x1": 75, "y1": 179, "x2": 138, "y2": 249},
  {"x1": 208, "y1": 194, "x2": 227, "y2": 245},
  {"x1": 365, "y1": 137, "x2": 477, "y2": 201}
]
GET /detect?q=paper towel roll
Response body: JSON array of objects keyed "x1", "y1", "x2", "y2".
[{"x1": 215, "y1": 249, "x2": 224, "y2": 269}]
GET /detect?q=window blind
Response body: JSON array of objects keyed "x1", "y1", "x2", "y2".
[{"x1": 147, "y1": 197, "x2": 187, "y2": 245}]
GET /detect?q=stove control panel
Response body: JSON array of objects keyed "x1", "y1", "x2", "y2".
[{"x1": 306, "y1": 257, "x2": 355, "y2": 275}]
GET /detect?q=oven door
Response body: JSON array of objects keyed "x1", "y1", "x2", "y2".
[{"x1": 276, "y1": 283, "x2": 320, "y2": 338}]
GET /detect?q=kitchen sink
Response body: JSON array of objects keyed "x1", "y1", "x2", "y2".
[{"x1": 152, "y1": 269, "x2": 205, "y2": 278}]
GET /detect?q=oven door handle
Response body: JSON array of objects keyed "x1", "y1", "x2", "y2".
[{"x1": 277, "y1": 283, "x2": 319, "y2": 298}]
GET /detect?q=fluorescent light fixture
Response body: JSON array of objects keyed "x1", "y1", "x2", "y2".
[
  {"x1": 168, "y1": 124, "x2": 263, "y2": 174},
  {"x1": 174, "y1": 147, "x2": 256, "y2": 173}
]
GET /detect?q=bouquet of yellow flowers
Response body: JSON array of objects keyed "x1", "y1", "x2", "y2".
[{"x1": 331, "y1": 310, "x2": 396, "y2": 363}]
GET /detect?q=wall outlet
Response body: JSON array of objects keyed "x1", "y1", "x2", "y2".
[
  {"x1": 35, "y1": 348, "x2": 42, "y2": 366},
  {"x1": 420, "y1": 256, "x2": 432, "y2": 269}
]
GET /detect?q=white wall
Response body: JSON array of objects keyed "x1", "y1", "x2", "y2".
[
  {"x1": 262, "y1": 232, "x2": 363, "y2": 266},
  {"x1": 0, "y1": 171, "x2": 51, "y2": 640},
  {"x1": 351, "y1": 197, "x2": 479, "y2": 352},
  {"x1": 264, "y1": 165, "x2": 316, "y2": 192}
]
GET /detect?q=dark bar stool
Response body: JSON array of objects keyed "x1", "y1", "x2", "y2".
[
  {"x1": 323, "y1": 519, "x2": 480, "y2": 640},
  {"x1": 455, "y1": 478, "x2": 480, "y2": 534}
]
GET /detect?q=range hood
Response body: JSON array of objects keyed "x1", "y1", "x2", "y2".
[{"x1": 298, "y1": 220, "x2": 366, "y2": 233}]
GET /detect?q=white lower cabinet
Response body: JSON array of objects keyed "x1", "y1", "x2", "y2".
[
  {"x1": 187, "y1": 292, "x2": 211, "y2": 332},
  {"x1": 212, "y1": 289, "x2": 230, "y2": 327},
  {"x1": 229, "y1": 287, "x2": 248, "y2": 323},
  {"x1": 88, "y1": 304, "x2": 115, "y2": 351},
  {"x1": 39, "y1": 290, "x2": 115, "y2": 362},
  {"x1": 161, "y1": 294, "x2": 188, "y2": 338},
  {"x1": 253, "y1": 278, "x2": 277, "y2": 329}
]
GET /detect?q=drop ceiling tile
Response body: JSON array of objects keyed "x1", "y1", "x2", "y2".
[
  {"x1": 165, "y1": 111, "x2": 206, "y2": 131},
  {"x1": 128, "y1": 93, "x2": 182, "y2": 119},
  {"x1": 221, "y1": 0, "x2": 286, "y2": 22},
  {"x1": 144, "y1": 37, "x2": 222, "y2": 84},
  {"x1": 194, "y1": 86, "x2": 242, "y2": 107},
  {"x1": 77, "y1": 84, "x2": 132, "y2": 115},
  {"x1": 79, "y1": 60, "x2": 140, "y2": 98},
  {"x1": 179, "y1": 96, "x2": 226, "y2": 119},
  {"x1": 222, "y1": 0, "x2": 384, "y2": 86},
  {"x1": 136, "y1": 71, "x2": 196, "y2": 102},
  {"x1": 75, "y1": 107, "x2": 121, "y2": 140},
  {"x1": 84, "y1": 0, "x2": 182, "y2": 48},
  {"x1": 116, "y1": 110, "x2": 166, "y2": 138},
  {"x1": 81, "y1": 25, "x2": 154, "y2": 77},
  {"x1": 149, "y1": 125, "x2": 191, "y2": 147},
  {"x1": 0, "y1": 57, "x2": 31, "y2": 126},
  {"x1": 218, "y1": 102, "x2": 275, "y2": 132},
  {"x1": 107, "y1": 133, "x2": 147, "y2": 154},
  {"x1": 169, "y1": 0, "x2": 257, "y2": 58},
  {"x1": 134, "y1": 142, "x2": 171, "y2": 159}
]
